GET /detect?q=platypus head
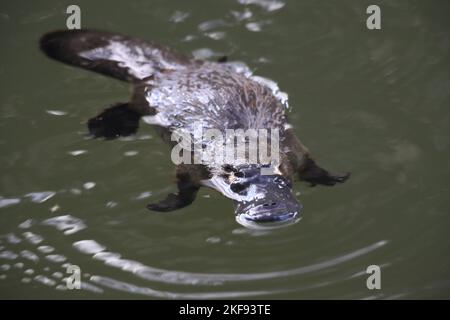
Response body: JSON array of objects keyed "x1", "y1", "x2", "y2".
[{"x1": 208, "y1": 164, "x2": 301, "y2": 228}]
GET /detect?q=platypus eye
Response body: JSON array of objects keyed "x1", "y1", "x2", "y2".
[
  {"x1": 235, "y1": 169, "x2": 258, "y2": 178},
  {"x1": 230, "y1": 182, "x2": 248, "y2": 194},
  {"x1": 223, "y1": 164, "x2": 237, "y2": 173},
  {"x1": 235, "y1": 171, "x2": 245, "y2": 178}
]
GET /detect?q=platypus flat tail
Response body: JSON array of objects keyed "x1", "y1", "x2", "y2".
[{"x1": 40, "y1": 29, "x2": 193, "y2": 82}]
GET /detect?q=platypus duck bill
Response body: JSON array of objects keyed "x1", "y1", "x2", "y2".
[{"x1": 226, "y1": 166, "x2": 302, "y2": 228}]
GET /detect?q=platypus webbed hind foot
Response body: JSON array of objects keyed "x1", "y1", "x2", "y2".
[
  {"x1": 88, "y1": 103, "x2": 140, "y2": 139},
  {"x1": 299, "y1": 158, "x2": 350, "y2": 187}
]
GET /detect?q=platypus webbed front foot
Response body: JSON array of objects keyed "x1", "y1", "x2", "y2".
[
  {"x1": 147, "y1": 167, "x2": 200, "y2": 212},
  {"x1": 299, "y1": 158, "x2": 350, "y2": 187},
  {"x1": 147, "y1": 191, "x2": 197, "y2": 212},
  {"x1": 88, "y1": 103, "x2": 141, "y2": 139}
]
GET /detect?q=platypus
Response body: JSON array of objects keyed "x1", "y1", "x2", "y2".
[{"x1": 40, "y1": 30, "x2": 349, "y2": 228}]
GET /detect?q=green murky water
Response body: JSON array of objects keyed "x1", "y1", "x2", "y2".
[{"x1": 0, "y1": 0, "x2": 449, "y2": 299}]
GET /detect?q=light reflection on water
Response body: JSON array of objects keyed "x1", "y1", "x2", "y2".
[{"x1": 0, "y1": 212, "x2": 389, "y2": 298}]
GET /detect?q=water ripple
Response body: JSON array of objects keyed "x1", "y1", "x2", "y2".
[
  {"x1": 90, "y1": 275, "x2": 280, "y2": 299},
  {"x1": 42, "y1": 215, "x2": 86, "y2": 235},
  {"x1": 72, "y1": 238, "x2": 388, "y2": 286}
]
